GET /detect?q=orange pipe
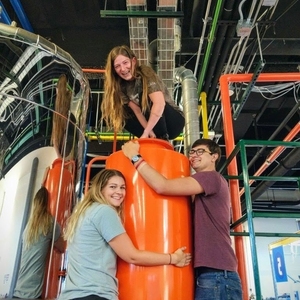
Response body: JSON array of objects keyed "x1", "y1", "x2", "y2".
[
  {"x1": 84, "y1": 156, "x2": 108, "y2": 194},
  {"x1": 239, "y1": 121, "x2": 300, "y2": 196},
  {"x1": 82, "y1": 68, "x2": 105, "y2": 73},
  {"x1": 220, "y1": 72, "x2": 300, "y2": 300},
  {"x1": 219, "y1": 75, "x2": 247, "y2": 299}
]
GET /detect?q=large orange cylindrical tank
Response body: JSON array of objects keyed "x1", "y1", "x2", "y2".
[
  {"x1": 106, "y1": 139, "x2": 194, "y2": 300},
  {"x1": 42, "y1": 158, "x2": 74, "y2": 299}
]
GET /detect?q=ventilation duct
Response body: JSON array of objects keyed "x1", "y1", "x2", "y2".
[{"x1": 174, "y1": 66, "x2": 199, "y2": 153}]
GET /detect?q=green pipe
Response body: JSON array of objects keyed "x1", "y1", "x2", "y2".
[{"x1": 197, "y1": 0, "x2": 223, "y2": 95}]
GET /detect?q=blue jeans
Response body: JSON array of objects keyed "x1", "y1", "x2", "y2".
[{"x1": 195, "y1": 270, "x2": 243, "y2": 300}]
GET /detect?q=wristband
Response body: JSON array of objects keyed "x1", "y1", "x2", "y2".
[{"x1": 134, "y1": 158, "x2": 145, "y2": 169}]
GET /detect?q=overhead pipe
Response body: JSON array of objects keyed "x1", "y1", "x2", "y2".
[
  {"x1": 0, "y1": 1, "x2": 11, "y2": 24},
  {"x1": 231, "y1": 0, "x2": 263, "y2": 73},
  {"x1": 193, "y1": 0, "x2": 213, "y2": 76},
  {"x1": 10, "y1": 0, "x2": 33, "y2": 32},
  {"x1": 243, "y1": 0, "x2": 297, "y2": 74},
  {"x1": 207, "y1": 0, "x2": 265, "y2": 103},
  {"x1": 220, "y1": 72, "x2": 300, "y2": 299},
  {"x1": 206, "y1": 23, "x2": 238, "y2": 102},
  {"x1": 197, "y1": 0, "x2": 223, "y2": 95},
  {"x1": 202, "y1": 0, "x2": 235, "y2": 94}
]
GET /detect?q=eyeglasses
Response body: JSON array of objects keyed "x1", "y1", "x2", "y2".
[{"x1": 189, "y1": 148, "x2": 212, "y2": 156}]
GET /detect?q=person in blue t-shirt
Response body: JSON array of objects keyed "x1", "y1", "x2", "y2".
[{"x1": 59, "y1": 169, "x2": 191, "y2": 300}]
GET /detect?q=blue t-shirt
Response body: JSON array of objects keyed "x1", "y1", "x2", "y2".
[{"x1": 59, "y1": 203, "x2": 125, "y2": 300}]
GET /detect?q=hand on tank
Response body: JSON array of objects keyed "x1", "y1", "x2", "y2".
[
  {"x1": 172, "y1": 246, "x2": 192, "y2": 267},
  {"x1": 122, "y1": 140, "x2": 140, "y2": 159}
]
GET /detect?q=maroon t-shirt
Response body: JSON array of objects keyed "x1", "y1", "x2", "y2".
[{"x1": 192, "y1": 170, "x2": 238, "y2": 271}]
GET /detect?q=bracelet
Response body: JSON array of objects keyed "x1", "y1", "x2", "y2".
[
  {"x1": 168, "y1": 253, "x2": 172, "y2": 265},
  {"x1": 134, "y1": 158, "x2": 145, "y2": 169}
]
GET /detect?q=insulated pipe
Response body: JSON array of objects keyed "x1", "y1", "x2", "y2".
[
  {"x1": 219, "y1": 72, "x2": 300, "y2": 299},
  {"x1": 174, "y1": 66, "x2": 199, "y2": 154}
]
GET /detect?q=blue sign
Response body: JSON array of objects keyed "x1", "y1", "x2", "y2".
[{"x1": 272, "y1": 246, "x2": 288, "y2": 282}]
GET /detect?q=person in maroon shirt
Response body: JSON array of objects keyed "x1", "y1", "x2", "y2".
[{"x1": 122, "y1": 138, "x2": 242, "y2": 300}]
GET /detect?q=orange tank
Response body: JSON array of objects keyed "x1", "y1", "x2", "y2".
[{"x1": 106, "y1": 139, "x2": 194, "y2": 300}]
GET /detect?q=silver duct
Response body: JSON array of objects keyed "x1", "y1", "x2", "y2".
[{"x1": 174, "y1": 66, "x2": 200, "y2": 155}]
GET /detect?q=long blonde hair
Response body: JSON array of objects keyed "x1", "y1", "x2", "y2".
[
  {"x1": 23, "y1": 186, "x2": 53, "y2": 249},
  {"x1": 64, "y1": 169, "x2": 125, "y2": 242},
  {"x1": 101, "y1": 45, "x2": 154, "y2": 132},
  {"x1": 51, "y1": 74, "x2": 72, "y2": 156}
]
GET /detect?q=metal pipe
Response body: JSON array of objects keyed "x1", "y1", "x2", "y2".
[
  {"x1": 193, "y1": 0, "x2": 213, "y2": 76},
  {"x1": 197, "y1": 0, "x2": 223, "y2": 95},
  {"x1": 174, "y1": 66, "x2": 199, "y2": 154},
  {"x1": 203, "y1": 0, "x2": 235, "y2": 93}
]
